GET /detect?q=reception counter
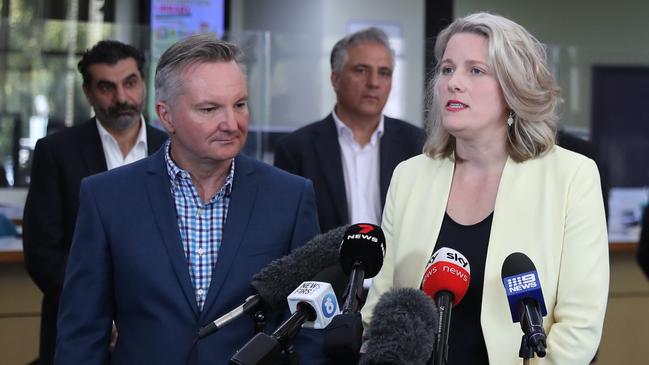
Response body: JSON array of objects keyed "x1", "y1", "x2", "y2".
[{"x1": 0, "y1": 244, "x2": 40, "y2": 365}]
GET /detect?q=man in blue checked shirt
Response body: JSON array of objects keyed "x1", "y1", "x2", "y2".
[{"x1": 55, "y1": 35, "x2": 321, "y2": 365}]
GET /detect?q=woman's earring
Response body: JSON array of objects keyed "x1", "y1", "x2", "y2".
[{"x1": 507, "y1": 112, "x2": 514, "y2": 127}]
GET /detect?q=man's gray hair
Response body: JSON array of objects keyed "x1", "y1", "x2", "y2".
[
  {"x1": 155, "y1": 34, "x2": 244, "y2": 102},
  {"x1": 330, "y1": 27, "x2": 395, "y2": 74}
]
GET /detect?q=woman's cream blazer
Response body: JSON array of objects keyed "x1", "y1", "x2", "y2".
[{"x1": 361, "y1": 146, "x2": 609, "y2": 364}]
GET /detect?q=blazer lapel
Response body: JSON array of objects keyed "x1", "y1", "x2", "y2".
[
  {"x1": 201, "y1": 154, "x2": 258, "y2": 317},
  {"x1": 379, "y1": 118, "x2": 401, "y2": 207},
  {"x1": 314, "y1": 116, "x2": 349, "y2": 223},
  {"x1": 145, "y1": 149, "x2": 199, "y2": 316},
  {"x1": 145, "y1": 124, "x2": 169, "y2": 154},
  {"x1": 80, "y1": 119, "x2": 108, "y2": 175}
]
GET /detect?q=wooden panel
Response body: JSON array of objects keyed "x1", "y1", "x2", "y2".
[
  {"x1": 609, "y1": 250, "x2": 649, "y2": 295},
  {"x1": 0, "y1": 263, "x2": 41, "y2": 314},
  {"x1": 598, "y1": 297, "x2": 649, "y2": 364},
  {"x1": 597, "y1": 250, "x2": 649, "y2": 364},
  {"x1": 0, "y1": 317, "x2": 40, "y2": 365},
  {"x1": 0, "y1": 251, "x2": 24, "y2": 263}
]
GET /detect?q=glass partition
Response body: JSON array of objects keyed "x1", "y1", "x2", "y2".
[
  {"x1": 0, "y1": 17, "x2": 153, "y2": 187},
  {"x1": 2, "y1": 17, "x2": 649, "y2": 208},
  {"x1": 0, "y1": 19, "x2": 281, "y2": 186}
]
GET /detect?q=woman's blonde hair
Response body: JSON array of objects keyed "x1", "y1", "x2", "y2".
[{"x1": 423, "y1": 12, "x2": 560, "y2": 162}]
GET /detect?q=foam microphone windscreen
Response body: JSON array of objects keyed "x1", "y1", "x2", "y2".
[
  {"x1": 421, "y1": 247, "x2": 470, "y2": 306},
  {"x1": 250, "y1": 225, "x2": 348, "y2": 311},
  {"x1": 361, "y1": 288, "x2": 439, "y2": 365},
  {"x1": 339, "y1": 223, "x2": 386, "y2": 278}
]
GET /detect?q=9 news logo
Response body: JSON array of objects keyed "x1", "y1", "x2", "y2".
[{"x1": 506, "y1": 273, "x2": 538, "y2": 294}]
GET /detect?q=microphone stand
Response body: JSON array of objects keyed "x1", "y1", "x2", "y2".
[
  {"x1": 343, "y1": 262, "x2": 365, "y2": 313},
  {"x1": 323, "y1": 262, "x2": 365, "y2": 363},
  {"x1": 518, "y1": 331, "x2": 547, "y2": 365},
  {"x1": 433, "y1": 292, "x2": 453, "y2": 365},
  {"x1": 230, "y1": 307, "x2": 310, "y2": 365},
  {"x1": 519, "y1": 335, "x2": 534, "y2": 365},
  {"x1": 517, "y1": 299, "x2": 546, "y2": 365},
  {"x1": 252, "y1": 309, "x2": 266, "y2": 334}
]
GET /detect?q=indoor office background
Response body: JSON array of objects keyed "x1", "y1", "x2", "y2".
[{"x1": 0, "y1": 0, "x2": 647, "y2": 364}]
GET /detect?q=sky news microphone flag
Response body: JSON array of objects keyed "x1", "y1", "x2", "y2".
[{"x1": 421, "y1": 247, "x2": 471, "y2": 365}]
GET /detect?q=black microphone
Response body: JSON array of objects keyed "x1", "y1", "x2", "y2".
[
  {"x1": 323, "y1": 223, "x2": 386, "y2": 363},
  {"x1": 339, "y1": 223, "x2": 386, "y2": 313},
  {"x1": 360, "y1": 288, "x2": 439, "y2": 365},
  {"x1": 198, "y1": 225, "x2": 348, "y2": 339},
  {"x1": 501, "y1": 252, "x2": 548, "y2": 359}
]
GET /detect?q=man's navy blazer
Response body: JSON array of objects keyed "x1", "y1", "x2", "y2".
[
  {"x1": 274, "y1": 114, "x2": 426, "y2": 231},
  {"x1": 55, "y1": 148, "x2": 321, "y2": 364}
]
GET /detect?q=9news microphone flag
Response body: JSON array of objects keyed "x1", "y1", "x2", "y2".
[{"x1": 501, "y1": 252, "x2": 548, "y2": 359}]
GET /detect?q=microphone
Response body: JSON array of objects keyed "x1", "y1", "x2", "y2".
[
  {"x1": 421, "y1": 247, "x2": 471, "y2": 365},
  {"x1": 501, "y1": 252, "x2": 548, "y2": 359},
  {"x1": 198, "y1": 225, "x2": 348, "y2": 339},
  {"x1": 338, "y1": 223, "x2": 386, "y2": 313},
  {"x1": 229, "y1": 281, "x2": 340, "y2": 365},
  {"x1": 360, "y1": 288, "x2": 439, "y2": 365},
  {"x1": 323, "y1": 223, "x2": 386, "y2": 363}
]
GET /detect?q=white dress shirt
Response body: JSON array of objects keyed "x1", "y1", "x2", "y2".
[
  {"x1": 332, "y1": 111, "x2": 384, "y2": 227},
  {"x1": 96, "y1": 117, "x2": 148, "y2": 170}
]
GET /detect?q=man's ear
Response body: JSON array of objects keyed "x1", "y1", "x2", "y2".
[
  {"x1": 156, "y1": 101, "x2": 174, "y2": 135},
  {"x1": 331, "y1": 72, "x2": 339, "y2": 92},
  {"x1": 82, "y1": 84, "x2": 92, "y2": 103}
]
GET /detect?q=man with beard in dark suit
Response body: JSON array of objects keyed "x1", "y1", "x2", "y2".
[
  {"x1": 22, "y1": 40, "x2": 167, "y2": 365},
  {"x1": 274, "y1": 27, "x2": 425, "y2": 233}
]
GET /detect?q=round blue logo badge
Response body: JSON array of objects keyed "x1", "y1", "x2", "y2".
[{"x1": 321, "y1": 293, "x2": 337, "y2": 318}]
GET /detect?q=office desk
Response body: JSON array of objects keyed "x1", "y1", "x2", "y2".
[{"x1": 0, "y1": 236, "x2": 23, "y2": 263}]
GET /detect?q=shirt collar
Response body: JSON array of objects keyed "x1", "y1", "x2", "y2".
[
  {"x1": 96, "y1": 115, "x2": 148, "y2": 150},
  {"x1": 164, "y1": 140, "x2": 235, "y2": 197},
  {"x1": 331, "y1": 109, "x2": 385, "y2": 146}
]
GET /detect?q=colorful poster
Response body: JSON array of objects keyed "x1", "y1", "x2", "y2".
[{"x1": 148, "y1": 0, "x2": 225, "y2": 125}]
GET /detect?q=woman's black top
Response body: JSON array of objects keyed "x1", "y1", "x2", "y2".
[{"x1": 433, "y1": 212, "x2": 493, "y2": 365}]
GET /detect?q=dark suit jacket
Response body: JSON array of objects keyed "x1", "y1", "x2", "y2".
[
  {"x1": 637, "y1": 205, "x2": 649, "y2": 279},
  {"x1": 55, "y1": 150, "x2": 321, "y2": 364},
  {"x1": 22, "y1": 118, "x2": 168, "y2": 365},
  {"x1": 274, "y1": 114, "x2": 426, "y2": 232}
]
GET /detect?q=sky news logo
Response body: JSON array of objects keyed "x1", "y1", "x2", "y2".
[{"x1": 505, "y1": 272, "x2": 538, "y2": 294}]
